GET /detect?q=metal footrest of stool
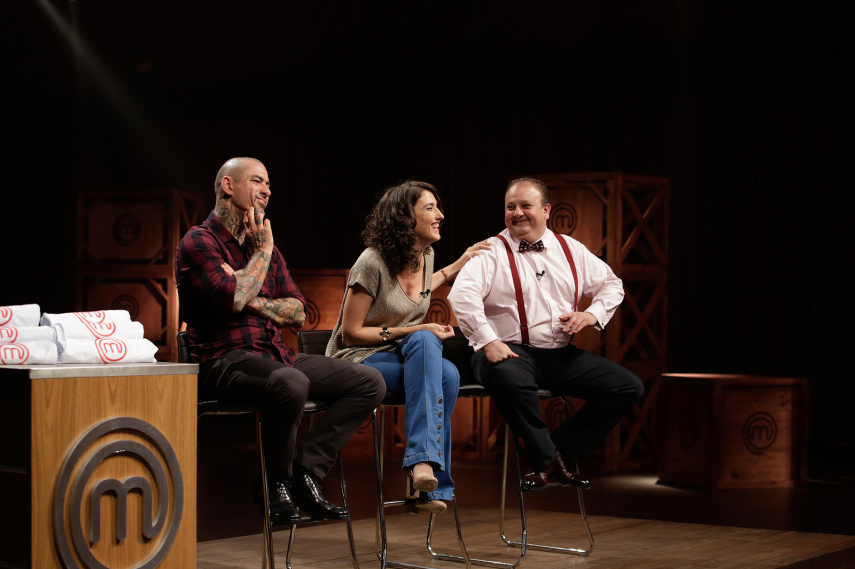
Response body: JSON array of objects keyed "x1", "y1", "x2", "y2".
[
  {"x1": 424, "y1": 422, "x2": 594, "y2": 568},
  {"x1": 373, "y1": 404, "x2": 472, "y2": 569}
]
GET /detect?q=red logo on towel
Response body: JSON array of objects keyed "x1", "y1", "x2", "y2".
[
  {"x1": 84, "y1": 322, "x2": 117, "y2": 339},
  {"x1": 0, "y1": 327, "x2": 18, "y2": 342},
  {"x1": 75, "y1": 311, "x2": 108, "y2": 324},
  {"x1": 95, "y1": 338, "x2": 128, "y2": 363},
  {"x1": 0, "y1": 343, "x2": 30, "y2": 364},
  {"x1": 0, "y1": 306, "x2": 12, "y2": 326}
]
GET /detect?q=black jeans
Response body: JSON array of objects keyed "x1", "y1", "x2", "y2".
[
  {"x1": 199, "y1": 350, "x2": 385, "y2": 481},
  {"x1": 473, "y1": 343, "x2": 643, "y2": 472}
]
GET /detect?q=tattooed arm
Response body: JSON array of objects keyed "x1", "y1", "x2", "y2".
[
  {"x1": 227, "y1": 207, "x2": 275, "y2": 313},
  {"x1": 221, "y1": 262, "x2": 306, "y2": 328},
  {"x1": 246, "y1": 296, "x2": 306, "y2": 328}
]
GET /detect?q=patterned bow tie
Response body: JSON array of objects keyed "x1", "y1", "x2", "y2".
[{"x1": 519, "y1": 239, "x2": 544, "y2": 252}]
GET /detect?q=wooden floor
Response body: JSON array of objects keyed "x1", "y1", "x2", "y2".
[{"x1": 196, "y1": 507, "x2": 855, "y2": 569}]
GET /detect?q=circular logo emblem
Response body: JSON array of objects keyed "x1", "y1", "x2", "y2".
[
  {"x1": 544, "y1": 398, "x2": 574, "y2": 430},
  {"x1": 0, "y1": 306, "x2": 12, "y2": 326},
  {"x1": 743, "y1": 412, "x2": 777, "y2": 455},
  {"x1": 287, "y1": 300, "x2": 320, "y2": 338},
  {"x1": 83, "y1": 322, "x2": 118, "y2": 339},
  {"x1": 113, "y1": 214, "x2": 141, "y2": 246},
  {"x1": 0, "y1": 343, "x2": 29, "y2": 364},
  {"x1": 112, "y1": 295, "x2": 140, "y2": 320},
  {"x1": 94, "y1": 338, "x2": 128, "y2": 363},
  {"x1": 548, "y1": 203, "x2": 578, "y2": 235},
  {"x1": 75, "y1": 311, "x2": 108, "y2": 325},
  {"x1": 304, "y1": 300, "x2": 321, "y2": 329},
  {"x1": 53, "y1": 417, "x2": 184, "y2": 569},
  {"x1": 0, "y1": 327, "x2": 19, "y2": 342},
  {"x1": 427, "y1": 299, "x2": 452, "y2": 325}
]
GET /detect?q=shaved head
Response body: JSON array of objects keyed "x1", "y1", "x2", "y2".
[{"x1": 214, "y1": 157, "x2": 262, "y2": 200}]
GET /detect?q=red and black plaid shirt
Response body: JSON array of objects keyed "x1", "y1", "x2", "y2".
[{"x1": 175, "y1": 211, "x2": 304, "y2": 365}]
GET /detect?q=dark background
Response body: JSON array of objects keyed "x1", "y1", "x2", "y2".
[{"x1": 4, "y1": 1, "x2": 853, "y2": 452}]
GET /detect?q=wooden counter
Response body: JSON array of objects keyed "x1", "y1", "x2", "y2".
[{"x1": 0, "y1": 362, "x2": 198, "y2": 569}]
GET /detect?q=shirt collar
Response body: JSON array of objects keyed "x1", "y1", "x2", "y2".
[{"x1": 501, "y1": 228, "x2": 554, "y2": 248}]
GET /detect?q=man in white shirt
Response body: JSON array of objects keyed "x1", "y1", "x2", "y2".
[{"x1": 448, "y1": 178, "x2": 643, "y2": 489}]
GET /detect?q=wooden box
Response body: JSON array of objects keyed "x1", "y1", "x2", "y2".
[{"x1": 658, "y1": 373, "x2": 809, "y2": 489}]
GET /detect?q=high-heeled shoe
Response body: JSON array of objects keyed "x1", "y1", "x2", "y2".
[{"x1": 406, "y1": 462, "x2": 438, "y2": 498}]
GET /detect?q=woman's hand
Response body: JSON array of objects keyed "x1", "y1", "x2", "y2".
[
  {"x1": 433, "y1": 240, "x2": 492, "y2": 290},
  {"x1": 422, "y1": 323, "x2": 455, "y2": 341},
  {"x1": 457, "y1": 240, "x2": 491, "y2": 266}
]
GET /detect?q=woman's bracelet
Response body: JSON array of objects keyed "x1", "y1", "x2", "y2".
[
  {"x1": 440, "y1": 268, "x2": 450, "y2": 283},
  {"x1": 379, "y1": 326, "x2": 392, "y2": 342}
]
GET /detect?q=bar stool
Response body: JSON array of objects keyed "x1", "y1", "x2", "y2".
[
  {"x1": 182, "y1": 332, "x2": 360, "y2": 569},
  {"x1": 427, "y1": 387, "x2": 594, "y2": 568},
  {"x1": 296, "y1": 330, "x2": 471, "y2": 569},
  {"x1": 426, "y1": 330, "x2": 595, "y2": 568}
]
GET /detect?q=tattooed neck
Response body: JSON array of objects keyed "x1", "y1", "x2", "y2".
[{"x1": 215, "y1": 198, "x2": 246, "y2": 244}]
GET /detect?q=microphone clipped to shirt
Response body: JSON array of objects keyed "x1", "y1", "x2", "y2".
[
  {"x1": 419, "y1": 288, "x2": 431, "y2": 298},
  {"x1": 536, "y1": 270, "x2": 545, "y2": 280}
]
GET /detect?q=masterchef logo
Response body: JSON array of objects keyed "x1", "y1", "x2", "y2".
[
  {"x1": 0, "y1": 306, "x2": 12, "y2": 326},
  {"x1": 0, "y1": 327, "x2": 19, "y2": 343},
  {"x1": 95, "y1": 338, "x2": 128, "y2": 363},
  {"x1": 84, "y1": 321, "x2": 118, "y2": 339},
  {"x1": 0, "y1": 343, "x2": 30, "y2": 364},
  {"x1": 74, "y1": 311, "x2": 108, "y2": 325}
]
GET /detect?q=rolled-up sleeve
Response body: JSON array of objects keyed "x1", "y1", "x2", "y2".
[{"x1": 570, "y1": 238, "x2": 624, "y2": 329}]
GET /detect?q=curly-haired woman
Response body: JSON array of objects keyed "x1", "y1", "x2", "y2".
[{"x1": 327, "y1": 180, "x2": 488, "y2": 513}]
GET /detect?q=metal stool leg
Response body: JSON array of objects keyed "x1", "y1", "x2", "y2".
[
  {"x1": 427, "y1": 423, "x2": 527, "y2": 569},
  {"x1": 498, "y1": 396, "x2": 595, "y2": 556},
  {"x1": 499, "y1": 425, "x2": 594, "y2": 556},
  {"x1": 256, "y1": 414, "x2": 276, "y2": 569},
  {"x1": 258, "y1": 409, "x2": 361, "y2": 569},
  {"x1": 373, "y1": 404, "x2": 471, "y2": 569},
  {"x1": 428, "y1": 396, "x2": 595, "y2": 567}
]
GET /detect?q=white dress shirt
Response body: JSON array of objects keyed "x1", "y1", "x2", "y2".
[{"x1": 448, "y1": 229, "x2": 624, "y2": 351}]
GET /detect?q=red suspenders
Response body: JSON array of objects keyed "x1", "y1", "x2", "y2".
[{"x1": 496, "y1": 234, "x2": 579, "y2": 346}]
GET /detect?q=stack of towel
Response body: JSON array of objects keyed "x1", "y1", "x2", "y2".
[{"x1": 0, "y1": 304, "x2": 158, "y2": 365}]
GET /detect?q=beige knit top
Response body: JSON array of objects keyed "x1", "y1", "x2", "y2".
[{"x1": 325, "y1": 248, "x2": 434, "y2": 363}]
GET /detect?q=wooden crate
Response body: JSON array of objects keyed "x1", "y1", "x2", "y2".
[{"x1": 658, "y1": 373, "x2": 809, "y2": 489}]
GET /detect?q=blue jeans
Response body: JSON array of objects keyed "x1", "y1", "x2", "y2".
[{"x1": 364, "y1": 330, "x2": 459, "y2": 500}]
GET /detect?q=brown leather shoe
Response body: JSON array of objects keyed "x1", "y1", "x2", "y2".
[
  {"x1": 551, "y1": 451, "x2": 591, "y2": 489},
  {"x1": 521, "y1": 452, "x2": 591, "y2": 491}
]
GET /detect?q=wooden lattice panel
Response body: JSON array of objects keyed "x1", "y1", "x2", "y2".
[
  {"x1": 76, "y1": 190, "x2": 205, "y2": 362},
  {"x1": 537, "y1": 172, "x2": 669, "y2": 470}
]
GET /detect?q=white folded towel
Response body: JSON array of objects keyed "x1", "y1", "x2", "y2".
[
  {"x1": 40, "y1": 310, "x2": 132, "y2": 327},
  {"x1": 0, "y1": 326, "x2": 57, "y2": 344},
  {"x1": 60, "y1": 338, "x2": 158, "y2": 364},
  {"x1": 54, "y1": 321, "x2": 144, "y2": 345},
  {"x1": 0, "y1": 341, "x2": 59, "y2": 365},
  {"x1": 0, "y1": 304, "x2": 41, "y2": 328}
]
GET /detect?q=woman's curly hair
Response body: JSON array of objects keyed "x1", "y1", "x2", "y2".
[{"x1": 362, "y1": 180, "x2": 442, "y2": 276}]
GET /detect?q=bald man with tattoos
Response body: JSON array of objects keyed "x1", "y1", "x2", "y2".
[{"x1": 175, "y1": 157, "x2": 385, "y2": 524}]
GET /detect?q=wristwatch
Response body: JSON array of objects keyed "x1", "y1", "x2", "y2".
[{"x1": 379, "y1": 327, "x2": 392, "y2": 342}]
